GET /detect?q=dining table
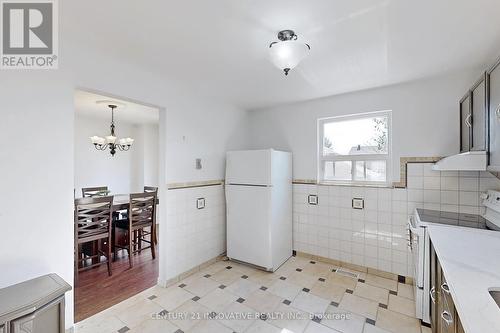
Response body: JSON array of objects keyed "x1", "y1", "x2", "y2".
[{"x1": 110, "y1": 194, "x2": 160, "y2": 212}]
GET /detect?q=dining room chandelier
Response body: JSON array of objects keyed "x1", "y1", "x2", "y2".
[
  {"x1": 90, "y1": 104, "x2": 134, "y2": 156},
  {"x1": 269, "y1": 30, "x2": 310, "y2": 76}
]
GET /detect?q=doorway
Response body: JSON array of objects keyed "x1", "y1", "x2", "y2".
[{"x1": 73, "y1": 89, "x2": 163, "y2": 322}]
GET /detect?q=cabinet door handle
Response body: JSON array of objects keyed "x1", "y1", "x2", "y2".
[
  {"x1": 430, "y1": 286, "x2": 436, "y2": 303},
  {"x1": 465, "y1": 114, "x2": 472, "y2": 127},
  {"x1": 441, "y1": 282, "x2": 450, "y2": 295},
  {"x1": 441, "y1": 311, "x2": 453, "y2": 326}
]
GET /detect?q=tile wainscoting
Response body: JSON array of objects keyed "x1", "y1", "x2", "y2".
[
  {"x1": 164, "y1": 183, "x2": 226, "y2": 282},
  {"x1": 292, "y1": 164, "x2": 500, "y2": 278},
  {"x1": 162, "y1": 166, "x2": 500, "y2": 286}
]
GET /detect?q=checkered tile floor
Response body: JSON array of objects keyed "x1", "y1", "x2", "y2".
[{"x1": 75, "y1": 256, "x2": 430, "y2": 333}]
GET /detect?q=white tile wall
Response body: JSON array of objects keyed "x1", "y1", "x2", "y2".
[
  {"x1": 165, "y1": 184, "x2": 226, "y2": 280},
  {"x1": 293, "y1": 164, "x2": 500, "y2": 277}
]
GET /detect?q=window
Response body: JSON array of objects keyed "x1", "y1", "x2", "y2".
[{"x1": 318, "y1": 111, "x2": 391, "y2": 185}]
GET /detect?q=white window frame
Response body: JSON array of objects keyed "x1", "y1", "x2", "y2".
[{"x1": 317, "y1": 110, "x2": 392, "y2": 186}]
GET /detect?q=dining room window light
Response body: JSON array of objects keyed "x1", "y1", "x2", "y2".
[{"x1": 318, "y1": 111, "x2": 392, "y2": 185}]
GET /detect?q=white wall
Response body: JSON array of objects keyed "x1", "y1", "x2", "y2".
[
  {"x1": 75, "y1": 114, "x2": 135, "y2": 195},
  {"x1": 247, "y1": 71, "x2": 481, "y2": 182},
  {"x1": 0, "y1": 39, "x2": 249, "y2": 328}
]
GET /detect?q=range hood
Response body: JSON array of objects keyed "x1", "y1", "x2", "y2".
[{"x1": 432, "y1": 151, "x2": 487, "y2": 171}]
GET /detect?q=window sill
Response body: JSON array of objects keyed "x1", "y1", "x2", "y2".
[{"x1": 316, "y1": 181, "x2": 393, "y2": 189}]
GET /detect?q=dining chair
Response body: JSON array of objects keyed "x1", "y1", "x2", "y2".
[
  {"x1": 114, "y1": 192, "x2": 156, "y2": 268},
  {"x1": 82, "y1": 186, "x2": 109, "y2": 198},
  {"x1": 74, "y1": 196, "x2": 113, "y2": 281},
  {"x1": 141, "y1": 186, "x2": 158, "y2": 246}
]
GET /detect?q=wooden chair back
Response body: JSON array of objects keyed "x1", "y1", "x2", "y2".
[
  {"x1": 129, "y1": 192, "x2": 155, "y2": 230},
  {"x1": 143, "y1": 186, "x2": 158, "y2": 194},
  {"x1": 82, "y1": 186, "x2": 109, "y2": 198},
  {"x1": 74, "y1": 196, "x2": 113, "y2": 243}
]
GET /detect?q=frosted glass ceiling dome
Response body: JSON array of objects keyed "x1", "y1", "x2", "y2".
[{"x1": 269, "y1": 30, "x2": 310, "y2": 76}]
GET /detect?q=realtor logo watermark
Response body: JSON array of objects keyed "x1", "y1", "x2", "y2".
[{"x1": 1, "y1": 0, "x2": 58, "y2": 69}]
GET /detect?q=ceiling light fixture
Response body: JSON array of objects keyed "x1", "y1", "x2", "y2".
[
  {"x1": 90, "y1": 104, "x2": 134, "y2": 156},
  {"x1": 269, "y1": 30, "x2": 310, "y2": 76}
]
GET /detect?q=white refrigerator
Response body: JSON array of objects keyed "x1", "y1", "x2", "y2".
[{"x1": 225, "y1": 149, "x2": 292, "y2": 271}]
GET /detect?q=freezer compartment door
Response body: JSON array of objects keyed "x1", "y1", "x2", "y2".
[
  {"x1": 226, "y1": 150, "x2": 272, "y2": 186},
  {"x1": 226, "y1": 184, "x2": 272, "y2": 269}
]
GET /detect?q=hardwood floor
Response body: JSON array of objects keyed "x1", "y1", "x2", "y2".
[{"x1": 74, "y1": 245, "x2": 159, "y2": 322}]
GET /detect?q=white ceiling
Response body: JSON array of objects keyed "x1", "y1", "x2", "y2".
[
  {"x1": 65, "y1": 0, "x2": 500, "y2": 110},
  {"x1": 74, "y1": 90, "x2": 159, "y2": 124}
]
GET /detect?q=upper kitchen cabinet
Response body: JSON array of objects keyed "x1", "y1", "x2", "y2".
[
  {"x1": 471, "y1": 73, "x2": 488, "y2": 151},
  {"x1": 460, "y1": 73, "x2": 488, "y2": 153},
  {"x1": 489, "y1": 60, "x2": 500, "y2": 170},
  {"x1": 459, "y1": 93, "x2": 472, "y2": 152}
]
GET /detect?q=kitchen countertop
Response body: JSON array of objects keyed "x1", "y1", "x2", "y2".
[{"x1": 427, "y1": 225, "x2": 500, "y2": 333}]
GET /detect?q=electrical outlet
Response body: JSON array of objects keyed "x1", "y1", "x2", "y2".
[
  {"x1": 352, "y1": 198, "x2": 364, "y2": 209},
  {"x1": 308, "y1": 194, "x2": 318, "y2": 205}
]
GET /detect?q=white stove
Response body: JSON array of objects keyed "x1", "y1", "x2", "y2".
[{"x1": 410, "y1": 190, "x2": 500, "y2": 324}]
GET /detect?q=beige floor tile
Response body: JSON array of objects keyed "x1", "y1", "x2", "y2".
[
  {"x1": 267, "y1": 279, "x2": 303, "y2": 301},
  {"x1": 198, "y1": 288, "x2": 239, "y2": 313},
  {"x1": 152, "y1": 286, "x2": 194, "y2": 311},
  {"x1": 353, "y1": 283, "x2": 389, "y2": 305},
  {"x1": 248, "y1": 270, "x2": 280, "y2": 286},
  {"x1": 177, "y1": 270, "x2": 207, "y2": 285},
  {"x1": 421, "y1": 325, "x2": 432, "y2": 333},
  {"x1": 274, "y1": 260, "x2": 300, "y2": 277},
  {"x1": 189, "y1": 319, "x2": 233, "y2": 333},
  {"x1": 199, "y1": 260, "x2": 230, "y2": 274},
  {"x1": 218, "y1": 301, "x2": 257, "y2": 332},
  {"x1": 301, "y1": 261, "x2": 332, "y2": 277},
  {"x1": 244, "y1": 289, "x2": 283, "y2": 313},
  {"x1": 339, "y1": 293, "x2": 379, "y2": 320},
  {"x1": 169, "y1": 300, "x2": 210, "y2": 331},
  {"x1": 287, "y1": 271, "x2": 320, "y2": 289},
  {"x1": 304, "y1": 321, "x2": 343, "y2": 333},
  {"x1": 245, "y1": 319, "x2": 282, "y2": 333},
  {"x1": 327, "y1": 272, "x2": 358, "y2": 290},
  {"x1": 365, "y1": 274, "x2": 397, "y2": 291},
  {"x1": 115, "y1": 299, "x2": 164, "y2": 328},
  {"x1": 183, "y1": 276, "x2": 220, "y2": 297},
  {"x1": 128, "y1": 318, "x2": 179, "y2": 333},
  {"x1": 310, "y1": 280, "x2": 346, "y2": 303},
  {"x1": 209, "y1": 268, "x2": 242, "y2": 285},
  {"x1": 75, "y1": 315, "x2": 127, "y2": 333},
  {"x1": 322, "y1": 305, "x2": 366, "y2": 333},
  {"x1": 80, "y1": 258, "x2": 423, "y2": 333},
  {"x1": 225, "y1": 277, "x2": 261, "y2": 298},
  {"x1": 267, "y1": 303, "x2": 310, "y2": 333},
  {"x1": 291, "y1": 291, "x2": 330, "y2": 315},
  {"x1": 397, "y1": 282, "x2": 414, "y2": 300},
  {"x1": 388, "y1": 294, "x2": 416, "y2": 317},
  {"x1": 376, "y1": 308, "x2": 421, "y2": 333},
  {"x1": 363, "y1": 323, "x2": 392, "y2": 333}
]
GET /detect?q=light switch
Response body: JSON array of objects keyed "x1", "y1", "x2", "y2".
[
  {"x1": 352, "y1": 198, "x2": 364, "y2": 210},
  {"x1": 197, "y1": 198, "x2": 205, "y2": 209},
  {"x1": 196, "y1": 158, "x2": 202, "y2": 169}
]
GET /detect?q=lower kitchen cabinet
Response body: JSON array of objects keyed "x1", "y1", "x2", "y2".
[{"x1": 430, "y1": 241, "x2": 464, "y2": 333}]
